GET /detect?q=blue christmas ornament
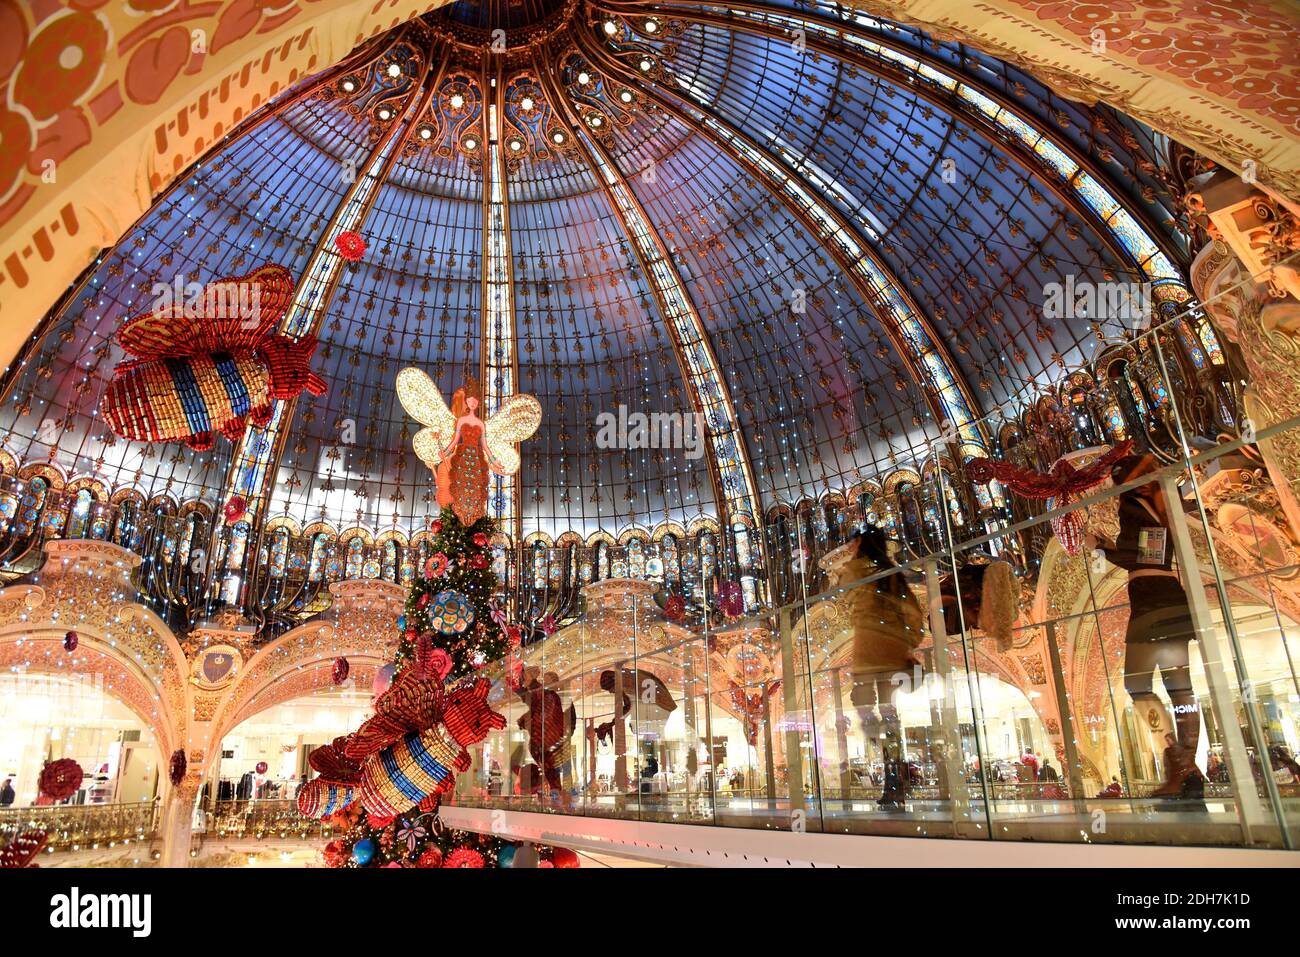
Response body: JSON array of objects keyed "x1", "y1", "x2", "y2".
[
  {"x1": 498, "y1": 845, "x2": 516, "y2": 869},
  {"x1": 352, "y1": 838, "x2": 376, "y2": 865},
  {"x1": 397, "y1": 614, "x2": 407, "y2": 632},
  {"x1": 429, "y1": 590, "x2": 475, "y2": 635}
]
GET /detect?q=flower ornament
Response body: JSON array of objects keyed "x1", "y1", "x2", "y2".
[
  {"x1": 39, "y1": 759, "x2": 83, "y2": 801},
  {"x1": 489, "y1": 602, "x2": 509, "y2": 628},
  {"x1": 425, "y1": 553, "x2": 450, "y2": 578},
  {"x1": 335, "y1": 230, "x2": 366, "y2": 262},
  {"x1": 469, "y1": 552, "x2": 488, "y2": 570},
  {"x1": 443, "y1": 847, "x2": 485, "y2": 868},
  {"x1": 540, "y1": 614, "x2": 557, "y2": 637},
  {"x1": 472, "y1": 532, "x2": 489, "y2": 547},
  {"x1": 396, "y1": 819, "x2": 427, "y2": 853}
]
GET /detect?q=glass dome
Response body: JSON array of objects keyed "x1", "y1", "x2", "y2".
[{"x1": 0, "y1": 0, "x2": 1192, "y2": 547}]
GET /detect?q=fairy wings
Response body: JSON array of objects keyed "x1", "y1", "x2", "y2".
[{"x1": 395, "y1": 368, "x2": 541, "y2": 476}]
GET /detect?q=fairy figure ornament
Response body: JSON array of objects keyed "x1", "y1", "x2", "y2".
[{"x1": 396, "y1": 369, "x2": 542, "y2": 525}]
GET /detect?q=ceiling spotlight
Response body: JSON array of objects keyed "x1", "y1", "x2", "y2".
[
  {"x1": 644, "y1": 20, "x2": 659, "y2": 33},
  {"x1": 604, "y1": 20, "x2": 618, "y2": 36},
  {"x1": 639, "y1": 58, "x2": 653, "y2": 72},
  {"x1": 577, "y1": 71, "x2": 591, "y2": 85},
  {"x1": 387, "y1": 63, "x2": 401, "y2": 78},
  {"x1": 520, "y1": 96, "x2": 535, "y2": 111},
  {"x1": 588, "y1": 114, "x2": 604, "y2": 128},
  {"x1": 463, "y1": 136, "x2": 479, "y2": 150},
  {"x1": 450, "y1": 93, "x2": 465, "y2": 109},
  {"x1": 508, "y1": 138, "x2": 524, "y2": 152},
  {"x1": 551, "y1": 131, "x2": 567, "y2": 144},
  {"x1": 378, "y1": 107, "x2": 393, "y2": 120},
  {"x1": 341, "y1": 79, "x2": 356, "y2": 93},
  {"x1": 419, "y1": 127, "x2": 433, "y2": 140},
  {"x1": 619, "y1": 89, "x2": 634, "y2": 104}
]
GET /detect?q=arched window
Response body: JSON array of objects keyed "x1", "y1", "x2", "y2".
[
  {"x1": 270, "y1": 527, "x2": 290, "y2": 578},
  {"x1": 65, "y1": 489, "x2": 94, "y2": 539},
  {"x1": 345, "y1": 538, "x2": 364, "y2": 579},
  {"x1": 627, "y1": 538, "x2": 646, "y2": 579}
]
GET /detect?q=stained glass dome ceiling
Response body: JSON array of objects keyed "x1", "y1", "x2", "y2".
[{"x1": 2, "y1": 0, "x2": 1193, "y2": 543}]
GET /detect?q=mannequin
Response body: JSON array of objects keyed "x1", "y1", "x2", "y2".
[
  {"x1": 1093, "y1": 454, "x2": 1205, "y2": 804},
  {"x1": 835, "y1": 527, "x2": 925, "y2": 808}
]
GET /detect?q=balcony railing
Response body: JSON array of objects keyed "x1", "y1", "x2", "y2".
[{"x1": 0, "y1": 799, "x2": 159, "y2": 854}]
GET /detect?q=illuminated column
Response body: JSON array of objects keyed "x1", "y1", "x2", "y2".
[
  {"x1": 481, "y1": 69, "x2": 523, "y2": 539},
  {"x1": 576, "y1": 27, "x2": 982, "y2": 447},
  {"x1": 535, "y1": 62, "x2": 765, "y2": 535},
  {"x1": 211, "y1": 45, "x2": 447, "y2": 610}
]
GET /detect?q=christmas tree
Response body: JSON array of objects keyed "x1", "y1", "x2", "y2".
[
  {"x1": 298, "y1": 373, "x2": 544, "y2": 868},
  {"x1": 311, "y1": 505, "x2": 520, "y2": 868},
  {"x1": 395, "y1": 506, "x2": 512, "y2": 680}
]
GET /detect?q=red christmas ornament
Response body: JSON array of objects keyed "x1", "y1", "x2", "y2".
[
  {"x1": 431, "y1": 520, "x2": 443, "y2": 534},
  {"x1": 169, "y1": 748, "x2": 187, "y2": 786},
  {"x1": 224, "y1": 495, "x2": 246, "y2": 523},
  {"x1": 335, "y1": 230, "x2": 366, "y2": 262},
  {"x1": 322, "y1": 839, "x2": 349, "y2": 868},
  {"x1": 718, "y1": 581, "x2": 744, "y2": 617},
  {"x1": 416, "y1": 846, "x2": 444, "y2": 868},
  {"x1": 472, "y1": 532, "x2": 489, "y2": 547},
  {"x1": 469, "y1": 552, "x2": 488, "y2": 570},
  {"x1": 332, "y1": 657, "x2": 350, "y2": 685},
  {"x1": 664, "y1": 595, "x2": 685, "y2": 621},
  {"x1": 551, "y1": 847, "x2": 580, "y2": 868},
  {"x1": 62, "y1": 630, "x2": 78, "y2": 652},
  {"x1": 38, "y1": 759, "x2": 83, "y2": 801},
  {"x1": 443, "y1": 847, "x2": 485, "y2": 868},
  {"x1": 255, "y1": 761, "x2": 268, "y2": 775}
]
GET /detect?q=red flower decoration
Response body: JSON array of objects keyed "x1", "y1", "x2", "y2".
[
  {"x1": 63, "y1": 630, "x2": 78, "y2": 652},
  {"x1": 551, "y1": 847, "x2": 580, "y2": 868},
  {"x1": 335, "y1": 230, "x2": 366, "y2": 262},
  {"x1": 416, "y1": 846, "x2": 444, "y2": 868},
  {"x1": 425, "y1": 553, "x2": 449, "y2": 578},
  {"x1": 664, "y1": 595, "x2": 686, "y2": 621},
  {"x1": 169, "y1": 748, "x2": 186, "y2": 786},
  {"x1": 322, "y1": 839, "x2": 349, "y2": 868},
  {"x1": 38, "y1": 759, "x2": 83, "y2": 801},
  {"x1": 443, "y1": 847, "x2": 485, "y2": 868},
  {"x1": 472, "y1": 532, "x2": 489, "y2": 547},
  {"x1": 332, "y1": 656, "x2": 350, "y2": 685},
  {"x1": 224, "y1": 495, "x2": 246, "y2": 524},
  {"x1": 469, "y1": 552, "x2": 488, "y2": 570}
]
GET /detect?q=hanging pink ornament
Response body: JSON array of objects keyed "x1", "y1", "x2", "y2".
[
  {"x1": 63, "y1": 630, "x2": 78, "y2": 652},
  {"x1": 718, "y1": 581, "x2": 744, "y2": 617},
  {"x1": 169, "y1": 748, "x2": 187, "y2": 786},
  {"x1": 335, "y1": 230, "x2": 366, "y2": 262},
  {"x1": 372, "y1": 663, "x2": 396, "y2": 698},
  {"x1": 332, "y1": 656, "x2": 350, "y2": 685},
  {"x1": 224, "y1": 495, "x2": 246, "y2": 524}
]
